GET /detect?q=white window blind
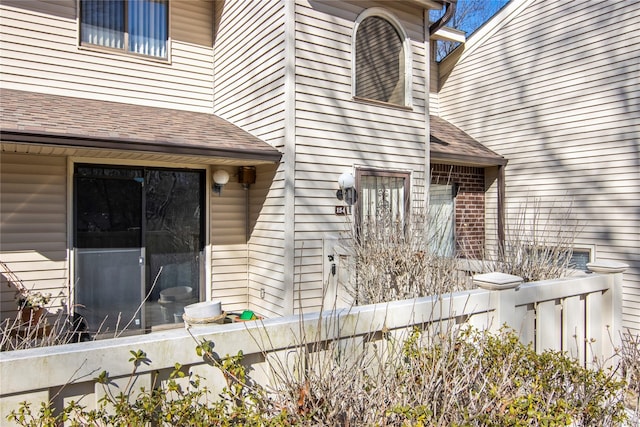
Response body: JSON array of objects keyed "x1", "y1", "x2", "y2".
[{"x1": 81, "y1": 0, "x2": 168, "y2": 59}]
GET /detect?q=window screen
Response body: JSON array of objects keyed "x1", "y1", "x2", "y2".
[{"x1": 355, "y1": 16, "x2": 405, "y2": 105}]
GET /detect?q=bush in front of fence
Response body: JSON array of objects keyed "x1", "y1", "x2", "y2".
[{"x1": 8, "y1": 325, "x2": 628, "y2": 427}]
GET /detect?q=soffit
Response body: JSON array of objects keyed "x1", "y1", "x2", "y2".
[
  {"x1": 400, "y1": 0, "x2": 444, "y2": 10},
  {"x1": 430, "y1": 115, "x2": 507, "y2": 167},
  {"x1": 0, "y1": 89, "x2": 282, "y2": 165}
]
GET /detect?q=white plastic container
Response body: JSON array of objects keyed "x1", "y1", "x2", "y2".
[
  {"x1": 184, "y1": 301, "x2": 222, "y2": 319},
  {"x1": 159, "y1": 286, "x2": 193, "y2": 302}
]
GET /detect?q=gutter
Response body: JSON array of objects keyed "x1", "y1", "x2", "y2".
[
  {"x1": 0, "y1": 131, "x2": 283, "y2": 164},
  {"x1": 429, "y1": 0, "x2": 457, "y2": 36}
]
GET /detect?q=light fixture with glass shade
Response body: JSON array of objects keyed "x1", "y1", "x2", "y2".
[
  {"x1": 336, "y1": 172, "x2": 357, "y2": 205},
  {"x1": 212, "y1": 169, "x2": 230, "y2": 195}
]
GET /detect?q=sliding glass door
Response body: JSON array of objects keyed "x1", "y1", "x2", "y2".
[{"x1": 74, "y1": 165, "x2": 204, "y2": 335}]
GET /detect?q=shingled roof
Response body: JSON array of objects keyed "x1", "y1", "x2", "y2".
[
  {"x1": 430, "y1": 115, "x2": 506, "y2": 166},
  {"x1": 0, "y1": 89, "x2": 282, "y2": 163}
]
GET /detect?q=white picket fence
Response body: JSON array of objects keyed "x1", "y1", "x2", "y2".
[{"x1": 0, "y1": 261, "x2": 628, "y2": 425}]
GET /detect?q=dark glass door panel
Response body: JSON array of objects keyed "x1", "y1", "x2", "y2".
[
  {"x1": 75, "y1": 248, "x2": 144, "y2": 334},
  {"x1": 74, "y1": 169, "x2": 144, "y2": 334},
  {"x1": 75, "y1": 172, "x2": 143, "y2": 248},
  {"x1": 74, "y1": 165, "x2": 204, "y2": 334},
  {"x1": 145, "y1": 169, "x2": 203, "y2": 327}
]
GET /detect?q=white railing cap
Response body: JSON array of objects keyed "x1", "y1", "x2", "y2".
[
  {"x1": 586, "y1": 261, "x2": 629, "y2": 274},
  {"x1": 473, "y1": 272, "x2": 524, "y2": 290}
]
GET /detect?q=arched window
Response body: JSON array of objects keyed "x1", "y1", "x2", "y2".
[{"x1": 353, "y1": 10, "x2": 410, "y2": 106}]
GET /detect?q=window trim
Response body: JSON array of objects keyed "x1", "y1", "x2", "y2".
[
  {"x1": 569, "y1": 245, "x2": 595, "y2": 272},
  {"x1": 352, "y1": 7, "x2": 413, "y2": 108},
  {"x1": 71, "y1": 161, "x2": 208, "y2": 334},
  {"x1": 355, "y1": 168, "x2": 411, "y2": 239},
  {"x1": 77, "y1": 0, "x2": 172, "y2": 63}
]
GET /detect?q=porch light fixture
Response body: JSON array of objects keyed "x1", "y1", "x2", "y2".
[
  {"x1": 238, "y1": 166, "x2": 257, "y2": 190},
  {"x1": 336, "y1": 172, "x2": 357, "y2": 205},
  {"x1": 213, "y1": 169, "x2": 230, "y2": 195}
]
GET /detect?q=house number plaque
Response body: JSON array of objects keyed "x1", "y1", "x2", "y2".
[{"x1": 335, "y1": 206, "x2": 351, "y2": 215}]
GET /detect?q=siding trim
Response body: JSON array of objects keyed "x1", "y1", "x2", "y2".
[
  {"x1": 351, "y1": 7, "x2": 413, "y2": 107},
  {"x1": 282, "y1": 0, "x2": 296, "y2": 315}
]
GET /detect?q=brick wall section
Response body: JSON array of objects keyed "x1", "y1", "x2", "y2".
[{"x1": 431, "y1": 164, "x2": 485, "y2": 258}]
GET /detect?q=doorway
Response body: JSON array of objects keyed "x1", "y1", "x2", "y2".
[
  {"x1": 428, "y1": 183, "x2": 455, "y2": 257},
  {"x1": 74, "y1": 164, "x2": 205, "y2": 335}
]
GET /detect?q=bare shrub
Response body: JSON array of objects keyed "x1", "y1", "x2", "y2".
[
  {"x1": 342, "y1": 209, "x2": 471, "y2": 305},
  {"x1": 0, "y1": 309, "x2": 91, "y2": 351},
  {"x1": 620, "y1": 330, "x2": 640, "y2": 418},
  {"x1": 1, "y1": 267, "x2": 165, "y2": 351},
  {"x1": 340, "y1": 191, "x2": 582, "y2": 307},
  {"x1": 475, "y1": 196, "x2": 583, "y2": 282},
  {"x1": 253, "y1": 315, "x2": 627, "y2": 426}
]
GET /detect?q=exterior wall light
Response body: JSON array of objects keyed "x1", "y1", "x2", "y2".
[
  {"x1": 238, "y1": 166, "x2": 257, "y2": 190},
  {"x1": 337, "y1": 172, "x2": 357, "y2": 205},
  {"x1": 213, "y1": 169, "x2": 230, "y2": 195}
]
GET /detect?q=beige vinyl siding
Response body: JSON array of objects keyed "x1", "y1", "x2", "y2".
[
  {"x1": 0, "y1": 0, "x2": 214, "y2": 112},
  {"x1": 247, "y1": 164, "x2": 284, "y2": 317},
  {"x1": 0, "y1": 153, "x2": 68, "y2": 317},
  {"x1": 210, "y1": 172, "x2": 251, "y2": 312},
  {"x1": 213, "y1": 0, "x2": 287, "y2": 316},
  {"x1": 214, "y1": 0, "x2": 431, "y2": 314},
  {"x1": 292, "y1": 0, "x2": 429, "y2": 311},
  {"x1": 439, "y1": 0, "x2": 640, "y2": 334}
]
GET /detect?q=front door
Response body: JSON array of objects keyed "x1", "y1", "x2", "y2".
[{"x1": 74, "y1": 165, "x2": 205, "y2": 335}]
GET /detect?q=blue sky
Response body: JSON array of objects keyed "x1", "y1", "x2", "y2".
[
  {"x1": 430, "y1": 0, "x2": 510, "y2": 60},
  {"x1": 431, "y1": 0, "x2": 510, "y2": 37}
]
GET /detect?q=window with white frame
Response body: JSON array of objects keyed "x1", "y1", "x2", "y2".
[
  {"x1": 80, "y1": 0, "x2": 169, "y2": 59},
  {"x1": 354, "y1": 10, "x2": 410, "y2": 106},
  {"x1": 428, "y1": 183, "x2": 455, "y2": 257},
  {"x1": 357, "y1": 170, "x2": 410, "y2": 238},
  {"x1": 568, "y1": 248, "x2": 592, "y2": 272}
]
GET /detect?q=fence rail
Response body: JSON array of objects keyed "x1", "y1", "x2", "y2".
[{"x1": 0, "y1": 262, "x2": 627, "y2": 425}]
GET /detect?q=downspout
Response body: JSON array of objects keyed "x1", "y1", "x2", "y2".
[
  {"x1": 497, "y1": 164, "x2": 506, "y2": 255},
  {"x1": 429, "y1": 0, "x2": 457, "y2": 36}
]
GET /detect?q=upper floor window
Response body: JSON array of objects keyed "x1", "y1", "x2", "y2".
[
  {"x1": 80, "y1": 0, "x2": 169, "y2": 59},
  {"x1": 353, "y1": 10, "x2": 410, "y2": 106}
]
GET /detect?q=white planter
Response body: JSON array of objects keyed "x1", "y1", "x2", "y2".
[
  {"x1": 159, "y1": 286, "x2": 193, "y2": 303},
  {"x1": 184, "y1": 301, "x2": 222, "y2": 319}
]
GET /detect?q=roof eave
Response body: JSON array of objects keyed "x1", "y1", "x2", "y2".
[
  {"x1": 430, "y1": 26, "x2": 466, "y2": 43},
  {"x1": 430, "y1": 151, "x2": 508, "y2": 167},
  {"x1": 0, "y1": 130, "x2": 283, "y2": 163}
]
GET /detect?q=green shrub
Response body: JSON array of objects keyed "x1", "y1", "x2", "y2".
[
  {"x1": 8, "y1": 328, "x2": 627, "y2": 426},
  {"x1": 389, "y1": 326, "x2": 626, "y2": 426},
  {"x1": 7, "y1": 347, "x2": 293, "y2": 427}
]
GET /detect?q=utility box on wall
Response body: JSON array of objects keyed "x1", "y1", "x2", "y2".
[{"x1": 322, "y1": 235, "x2": 355, "y2": 311}]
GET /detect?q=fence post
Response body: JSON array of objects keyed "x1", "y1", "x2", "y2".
[
  {"x1": 586, "y1": 260, "x2": 628, "y2": 366},
  {"x1": 473, "y1": 272, "x2": 524, "y2": 333}
]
